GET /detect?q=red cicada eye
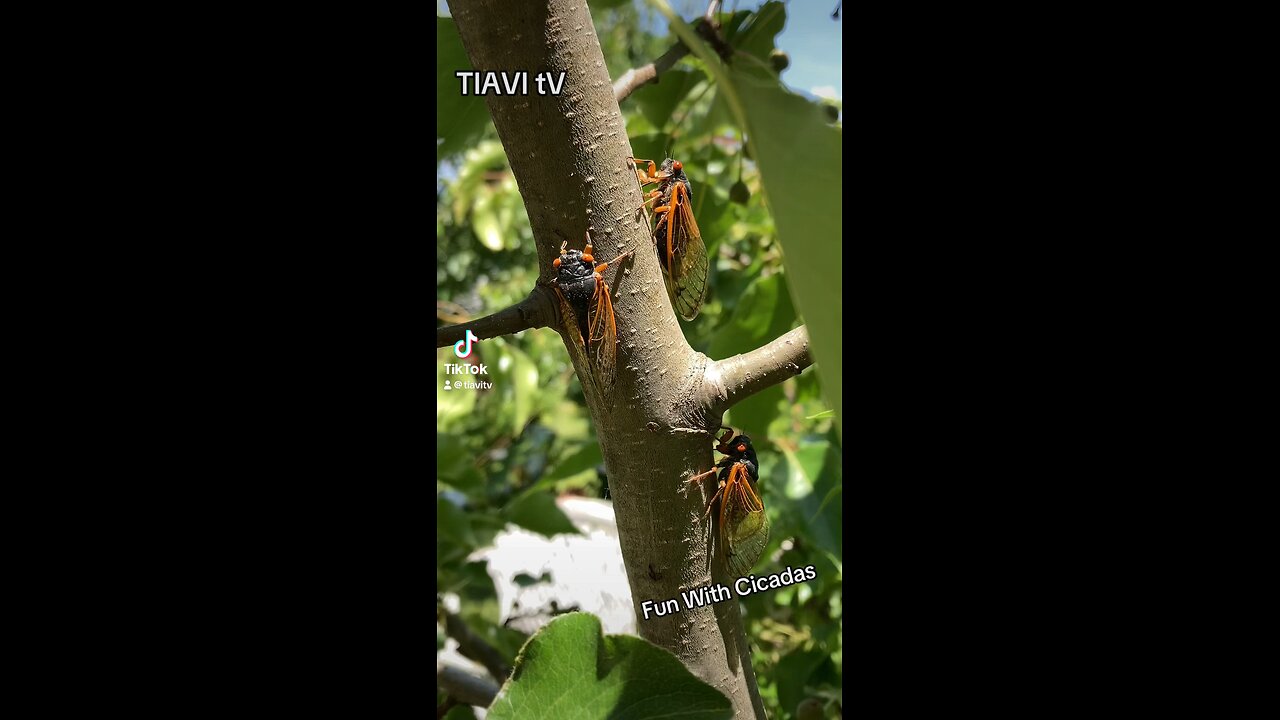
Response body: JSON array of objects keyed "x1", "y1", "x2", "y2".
[
  {"x1": 553, "y1": 258, "x2": 561, "y2": 268},
  {"x1": 673, "y1": 160, "x2": 683, "y2": 171},
  {"x1": 737, "y1": 444, "x2": 746, "y2": 452},
  {"x1": 582, "y1": 253, "x2": 593, "y2": 262}
]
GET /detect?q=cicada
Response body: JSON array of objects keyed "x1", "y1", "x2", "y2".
[
  {"x1": 688, "y1": 429, "x2": 770, "y2": 577},
  {"x1": 628, "y1": 157, "x2": 709, "y2": 321},
  {"x1": 551, "y1": 232, "x2": 633, "y2": 398}
]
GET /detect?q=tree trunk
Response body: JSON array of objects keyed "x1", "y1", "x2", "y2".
[{"x1": 449, "y1": 3, "x2": 808, "y2": 716}]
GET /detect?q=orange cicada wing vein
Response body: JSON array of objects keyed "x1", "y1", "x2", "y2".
[
  {"x1": 588, "y1": 279, "x2": 619, "y2": 397},
  {"x1": 667, "y1": 182, "x2": 708, "y2": 320}
]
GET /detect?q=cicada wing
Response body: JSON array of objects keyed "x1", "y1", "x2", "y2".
[
  {"x1": 726, "y1": 509, "x2": 769, "y2": 578},
  {"x1": 720, "y1": 462, "x2": 770, "y2": 577},
  {"x1": 587, "y1": 279, "x2": 619, "y2": 398},
  {"x1": 555, "y1": 286, "x2": 599, "y2": 396},
  {"x1": 664, "y1": 183, "x2": 709, "y2": 321}
]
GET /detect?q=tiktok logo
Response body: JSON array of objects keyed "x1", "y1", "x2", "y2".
[{"x1": 454, "y1": 329, "x2": 478, "y2": 358}]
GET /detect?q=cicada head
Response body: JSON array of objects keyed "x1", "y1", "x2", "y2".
[
  {"x1": 554, "y1": 247, "x2": 592, "y2": 284},
  {"x1": 718, "y1": 434, "x2": 758, "y2": 472}
]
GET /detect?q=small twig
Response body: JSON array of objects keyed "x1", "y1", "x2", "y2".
[
  {"x1": 705, "y1": 326, "x2": 814, "y2": 415},
  {"x1": 704, "y1": 0, "x2": 721, "y2": 23},
  {"x1": 437, "y1": 662, "x2": 499, "y2": 708},
  {"x1": 613, "y1": 42, "x2": 691, "y2": 103},
  {"x1": 613, "y1": 18, "x2": 733, "y2": 103},
  {"x1": 696, "y1": 13, "x2": 734, "y2": 63},
  {"x1": 436, "y1": 286, "x2": 557, "y2": 349},
  {"x1": 440, "y1": 607, "x2": 513, "y2": 683}
]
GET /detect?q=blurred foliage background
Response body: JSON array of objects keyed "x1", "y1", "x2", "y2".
[{"x1": 438, "y1": 2, "x2": 841, "y2": 718}]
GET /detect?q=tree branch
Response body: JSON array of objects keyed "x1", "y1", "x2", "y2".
[
  {"x1": 705, "y1": 0, "x2": 721, "y2": 22},
  {"x1": 613, "y1": 16, "x2": 733, "y2": 103},
  {"x1": 436, "y1": 662, "x2": 499, "y2": 708},
  {"x1": 440, "y1": 607, "x2": 512, "y2": 683},
  {"x1": 613, "y1": 43, "x2": 691, "y2": 103},
  {"x1": 435, "y1": 286, "x2": 557, "y2": 349},
  {"x1": 705, "y1": 326, "x2": 813, "y2": 415}
]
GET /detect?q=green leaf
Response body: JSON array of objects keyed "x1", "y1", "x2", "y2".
[
  {"x1": 438, "y1": 496, "x2": 475, "y2": 564},
  {"x1": 503, "y1": 490, "x2": 580, "y2": 538},
  {"x1": 726, "y1": 383, "x2": 783, "y2": 441},
  {"x1": 488, "y1": 613, "x2": 732, "y2": 720},
  {"x1": 689, "y1": 87, "x2": 735, "y2": 139},
  {"x1": 782, "y1": 443, "x2": 824, "y2": 500},
  {"x1": 472, "y1": 191, "x2": 504, "y2": 251},
  {"x1": 780, "y1": 436, "x2": 842, "y2": 561},
  {"x1": 725, "y1": 1, "x2": 787, "y2": 64},
  {"x1": 729, "y1": 68, "x2": 843, "y2": 440},
  {"x1": 775, "y1": 647, "x2": 828, "y2": 719},
  {"x1": 437, "y1": 433, "x2": 484, "y2": 494},
  {"x1": 708, "y1": 273, "x2": 796, "y2": 360},
  {"x1": 491, "y1": 339, "x2": 540, "y2": 437},
  {"x1": 438, "y1": 348, "x2": 478, "y2": 424},
  {"x1": 685, "y1": 167, "x2": 731, "y2": 234},
  {"x1": 540, "y1": 442, "x2": 603, "y2": 489},
  {"x1": 633, "y1": 68, "x2": 700, "y2": 130},
  {"x1": 442, "y1": 705, "x2": 477, "y2": 720},
  {"x1": 811, "y1": 485, "x2": 842, "y2": 522},
  {"x1": 437, "y1": 18, "x2": 492, "y2": 162},
  {"x1": 437, "y1": 433, "x2": 471, "y2": 479}
]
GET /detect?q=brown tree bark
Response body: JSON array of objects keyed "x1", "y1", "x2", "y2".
[{"x1": 447, "y1": 3, "x2": 813, "y2": 717}]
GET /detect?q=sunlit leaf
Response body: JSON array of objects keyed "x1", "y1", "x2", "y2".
[
  {"x1": 488, "y1": 613, "x2": 732, "y2": 720},
  {"x1": 473, "y1": 191, "x2": 504, "y2": 251},
  {"x1": 482, "y1": 338, "x2": 541, "y2": 438},
  {"x1": 437, "y1": 349, "x2": 478, "y2": 424},
  {"x1": 782, "y1": 444, "x2": 824, "y2": 500},
  {"x1": 780, "y1": 435, "x2": 841, "y2": 561}
]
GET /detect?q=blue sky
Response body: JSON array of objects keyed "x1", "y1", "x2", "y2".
[
  {"x1": 772, "y1": 3, "x2": 842, "y2": 101},
  {"x1": 659, "y1": 1, "x2": 842, "y2": 101}
]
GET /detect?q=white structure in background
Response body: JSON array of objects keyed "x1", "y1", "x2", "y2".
[{"x1": 471, "y1": 495, "x2": 637, "y2": 636}]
